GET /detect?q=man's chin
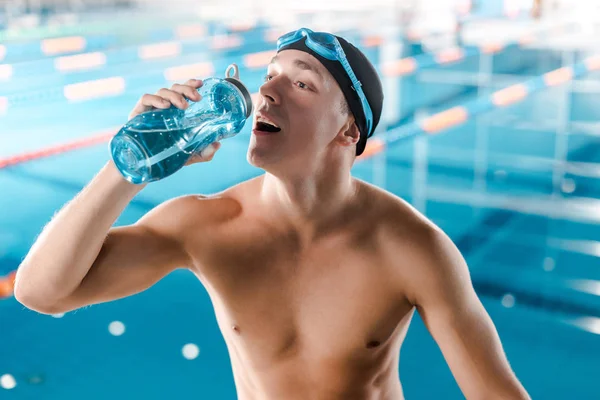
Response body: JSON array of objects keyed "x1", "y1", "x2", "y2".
[
  {"x1": 246, "y1": 145, "x2": 270, "y2": 169},
  {"x1": 246, "y1": 144, "x2": 285, "y2": 171}
]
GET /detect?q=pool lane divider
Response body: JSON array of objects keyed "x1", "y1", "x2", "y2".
[
  {"x1": 358, "y1": 54, "x2": 600, "y2": 160},
  {"x1": 381, "y1": 21, "x2": 574, "y2": 78}
]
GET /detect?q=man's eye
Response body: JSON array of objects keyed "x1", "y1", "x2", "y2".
[
  {"x1": 264, "y1": 75, "x2": 273, "y2": 82},
  {"x1": 297, "y1": 81, "x2": 309, "y2": 89}
]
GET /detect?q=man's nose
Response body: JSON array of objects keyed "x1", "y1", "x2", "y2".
[{"x1": 258, "y1": 78, "x2": 280, "y2": 105}]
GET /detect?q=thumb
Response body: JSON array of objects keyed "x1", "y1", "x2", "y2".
[
  {"x1": 185, "y1": 141, "x2": 221, "y2": 166},
  {"x1": 200, "y1": 141, "x2": 221, "y2": 159}
]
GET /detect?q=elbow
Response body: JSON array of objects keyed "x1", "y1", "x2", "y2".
[
  {"x1": 13, "y1": 270, "x2": 67, "y2": 315},
  {"x1": 14, "y1": 288, "x2": 62, "y2": 315}
]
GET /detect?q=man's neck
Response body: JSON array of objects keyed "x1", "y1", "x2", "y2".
[{"x1": 259, "y1": 168, "x2": 358, "y2": 239}]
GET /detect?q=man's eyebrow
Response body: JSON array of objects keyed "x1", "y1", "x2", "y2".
[
  {"x1": 292, "y1": 59, "x2": 324, "y2": 81},
  {"x1": 269, "y1": 55, "x2": 324, "y2": 82}
]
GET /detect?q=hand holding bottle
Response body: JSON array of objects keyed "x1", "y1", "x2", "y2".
[
  {"x1": 127, "y1": 78, "x2": 221, "y2": 166},
  {"x1": 110, "y1": 63, "x2": 252, "y2": 185}
]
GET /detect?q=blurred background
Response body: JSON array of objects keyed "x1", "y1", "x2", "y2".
[{"x1": 1, "y1": 0, "x2": 599, "y2": 398}]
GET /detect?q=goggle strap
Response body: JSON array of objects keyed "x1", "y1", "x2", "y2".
[{"x1": 278, "y1": 28, "x2": 374, "y2": 135}]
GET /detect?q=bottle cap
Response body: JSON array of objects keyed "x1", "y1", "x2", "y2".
[{"x1": 224, "y1": 63, "x2": 253, "y2": 119}]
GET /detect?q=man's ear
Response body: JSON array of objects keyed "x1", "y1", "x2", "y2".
[{"x1": 336, "y1": 116, "x2": 360, "y2": 147}]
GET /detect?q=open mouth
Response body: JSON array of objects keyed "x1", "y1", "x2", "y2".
[{"x1": 254, "y1": 120, "x2": 281, "y2": 133}]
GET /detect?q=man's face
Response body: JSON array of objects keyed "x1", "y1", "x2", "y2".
[{"x1": 247, "y1": 49, "x2": 352, "y2": 172}]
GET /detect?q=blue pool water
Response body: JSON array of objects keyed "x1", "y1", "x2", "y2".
[{"x1": 1, "y1": 18, "x2": 599, "y2": 400}]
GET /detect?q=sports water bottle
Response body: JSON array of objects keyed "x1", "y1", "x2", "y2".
[{"x1": 109, "y1": 63, "x2": 253, "y2": 184}]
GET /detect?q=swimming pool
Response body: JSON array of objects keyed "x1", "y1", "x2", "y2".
[{"x1": 1, "y1": 13, "x2": 599, "y2": 400}]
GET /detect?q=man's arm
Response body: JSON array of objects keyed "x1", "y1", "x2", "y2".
[
  {"x1": 14, "y1": 161, "x2": 198, "y2": 315},
  {"x1": 403, "y1": 225, "x2": 530, "y2": 400},
  {"x1": 14, "y1": 78, "x2": 217, "y2": 315},
  {"x1": 37, "y1": 195, "x2": 199, "y2": 314}
]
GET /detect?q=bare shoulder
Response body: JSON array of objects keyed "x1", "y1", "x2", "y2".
[
  {"x1": 356, "y1": 180, "x2": 461, "y2": 301},
  {"x1": 355, "y1": 179, "x2": 439, "y2": 239},
  {"x1": 137, "y1": 177, "x2": 261, "y2": 237}
]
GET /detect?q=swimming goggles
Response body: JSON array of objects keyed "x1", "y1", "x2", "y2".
[{"x1": 277, "y1": 28, "x2": 374, "y2": 135}]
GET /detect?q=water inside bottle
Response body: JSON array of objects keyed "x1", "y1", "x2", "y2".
[
  {"x1": 112, "y1": 108, "x2": 238, "y2": 183},
  {"x1": 111, "y1": 77, "x2": 250, "y2": 184}
]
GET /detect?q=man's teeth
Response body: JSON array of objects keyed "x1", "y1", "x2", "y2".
[
  {"x1": 258, "y1": 118, "x2": 279, "y2": 128},
  {"x1": 255, "y1": 119, "x2": 282, "y2": 133}
]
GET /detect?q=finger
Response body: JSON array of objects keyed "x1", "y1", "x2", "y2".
[
  {"x1": 129, "y1": 94, "x2": 170, "y2": 118},
  {"x1": 185, "y1": 154, "x2": 204, "y2": 166},
  {"x1": 200, "y1": 141, "x2": 221, "y2": 159},
  {"x1": 185, "y1": 142, "x2": 221, "y2": 165},
  {"x1": 185, "y1": 152, "x2": 210, "y2": 166},
  {"x1": 140, "y1": 93, "x2": 171, "y2": 109},
  {"x1": 183, "y1": 78, "x2": 204, "y2": 89},
  {"x1": 170, "y1": 83, "x2": 201, "y2": 102},
  {"x1": 156, "y1": 88, "x2": 188, "y2": 109}
]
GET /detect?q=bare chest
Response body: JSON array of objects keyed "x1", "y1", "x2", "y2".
[{"x1": 189, "y1": 223, "x2": 413, "y2": 367}]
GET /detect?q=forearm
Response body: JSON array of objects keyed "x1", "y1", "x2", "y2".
[
  {"x1": 487, "y1": 378, "x2": 531, "y2": 400},
  {"x1": 14, "y1": 160, "x2": 145, "y2": 306},
  {"x1": 473, "y1": 383, "x2": 530, "y2": 400}
]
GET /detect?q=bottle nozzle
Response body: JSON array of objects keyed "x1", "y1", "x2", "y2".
[
  {"x1": 224, "y1": 63, "x2": 253, "y2": 119},
  {"x1": 225, "y1": 64, "x2": 241, "y2": 81}
]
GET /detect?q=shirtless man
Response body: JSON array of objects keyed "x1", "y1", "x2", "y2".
[{"x1": 14, "y1": 29, "x2": 530, "y2": 399}]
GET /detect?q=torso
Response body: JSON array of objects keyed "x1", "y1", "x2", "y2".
[{"x1": 180, "y1": 176, "x2": 430, "y2": 400}]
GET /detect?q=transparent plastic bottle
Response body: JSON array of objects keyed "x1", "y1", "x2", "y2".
[{"x1": 110, "y1": 64, "x2": 253, "y2": 184}]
